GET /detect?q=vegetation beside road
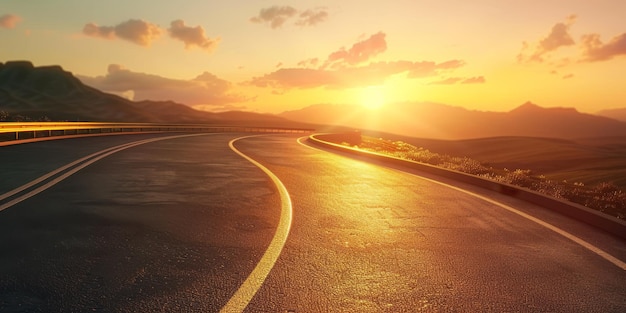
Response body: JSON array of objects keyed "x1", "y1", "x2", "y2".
[
  {"x1": 332, "y1": 133, "x2": 626, "y2": 219},
  {"x1": 0, "y1": 110, "x2": 51, "y2": 122}
]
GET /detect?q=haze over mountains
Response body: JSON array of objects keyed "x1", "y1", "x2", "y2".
[
  {"x1": 2, "y1": 60, "x2": 626, "y2": 140},
  {"x1": 597, "y1": 108, "x2": 626, "y2": 123},
  {"x1": 280, "y1": 102, "x2": 626, "y2": 139}
]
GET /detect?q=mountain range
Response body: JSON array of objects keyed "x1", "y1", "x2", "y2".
[
  {"x1": 279, "y1": 102, "x2": 626, "y2": 139},
  {"x1": 2, "y1": 60, "x2": 626, "y2": 140},
  {"x1": 0, "y1": 61, "x2": 301, "y2": 127},
  {"x1": 597, "y1": 108, "x2": 626, "y2": 122}
]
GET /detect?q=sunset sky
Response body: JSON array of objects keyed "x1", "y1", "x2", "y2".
[{"x1": 1, "y1": 0, "x2": 625, "y2": 114}]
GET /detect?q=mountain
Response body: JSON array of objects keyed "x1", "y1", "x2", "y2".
[
  {"x1": 0, "y1": 61, "x2": 159, "y2": 121},
  {"x1": 279, "y1": 101, "x2": 626, "y2": 139},
  {"x1": 597, "y1": 108, "x2": 626, "y2": 122},
  {"x1": 0, "y1": 61, "x2": 303, "y2": 126}
]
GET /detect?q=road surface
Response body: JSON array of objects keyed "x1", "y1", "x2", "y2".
[{"x1": 0, "y1": 133, "x2": 624, "y2": 312}]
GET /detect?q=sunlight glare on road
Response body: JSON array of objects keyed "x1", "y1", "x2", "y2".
[{"x1": 325, "y1": 161, "x2": 406, "y2": 247}]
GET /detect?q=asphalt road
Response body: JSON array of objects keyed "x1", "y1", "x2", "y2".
[{"x1": 0, "y1": 133, "x2": 625, "y2": 312}]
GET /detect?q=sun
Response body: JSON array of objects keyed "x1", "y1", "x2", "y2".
[{"x1": 360, "y1": 86, "x2": 386, "y2": 110}]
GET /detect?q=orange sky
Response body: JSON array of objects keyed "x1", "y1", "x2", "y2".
[{"x1": 1, "y1": 0, "x2": 625, "y2": 114}]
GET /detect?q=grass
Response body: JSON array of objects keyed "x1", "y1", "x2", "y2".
[{"x1": 334, "y1": 134, "x2": 626, "y2": 220}]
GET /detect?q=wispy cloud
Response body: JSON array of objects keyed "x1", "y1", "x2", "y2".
[
  {"x1": 295, "y1": 9, "x2": 328, "y2": 27},
  {"x1": 78, "y1": 65, "x2": 248, "y2": 107},
  {"x1": 297, "y1": 58, "x2": 320, "y2": 68},
  {"x1": 83, "y1": 19, "x2": 162, "y2": 46},
  {"x1": 249, "y1": 60, "x2": 466, "y2": 89},
  {"x1": 250, "y1": 5, "x2": 329, "y2": 29},
  {"x1": 461, "y1": 76, "x2": 486, "y2": 84},
  {"x1": 430, "y1": 77, "x2": 463, "y2": 85},
  {"x1": 250, "y1": 6, "x2": 298, "y2": 29},
  {"x1": 518, "y1": 15, "x2": 577, "y2": 63},
  {"x1": 323, "y1": 32, "x2": 387, "y2": 68},
  {"x1": 517, "y1": 14, "x2": 626, "y2": 65},
  {"x1": 0, "y1": 14, "x2": 21, "y2": 29},
  {"x1": 168, "y1": 20, "x2": 220, "y2": 52},
  {"x1": 430, "y1": 76, "x2": 485, "y2": 85},
  {"x1": 248, "y1": 32, "x2": 480, "y2": 91},
  {"x1": 406, "y1": 60, "x2": 465, "y2": 78},
  {"x1": 580, "y1": 33, "x2": 626, "y2": 62}
]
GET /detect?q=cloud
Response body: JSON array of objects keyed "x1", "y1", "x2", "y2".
[
  {"x1": 83, "y1": 19, "x2": 162, "y2": 46},
  {"x1": 249, "y1": 60, "x2": 466, "y2": 89},
  {"x1": 83, "y1": 23, "x2": 115, "y2": 39},
  {"x1": 430, "y1": 76, "x2": 485, "y2": 85},
  {"x1": 562, "y1": 73, "x2": 574, "y2": 79},
  {"x1": 297, "y1": 58, "x2": 319, "y2": 68},
  {"x1": 518, "y1": 15, "x2": 576, "y2": 63},
  {"x1": 406, "y1": 60, "x2": 465, "y2": 78},
  {"x1": 0, "y1": 14, "x2": 21, "y2": 29},
  {"x1": 248, "y1": 32, "x2": 477, "y2": 91},
  {"x1": 436, "y1": 59, "x2": 466, "y2": 69},
  {"x1": 168, "y1": 20, "x2": 220, "y2": 52},
  {"x1": 461, "y1": 76, "x2": 485, "y2": 84},
  {"x1": 324, "y1": 32, "x2": 387, "y2": 67},
  {"x1": 78, "y1": 65, "x2": 248, "y2": 106},
  {"x1": 295, "y1": 9, "x2": 328, "y2": 26},
  {"x1": 430, "y1": 77, "x2": 463, "y2": 85},
  {"x1": 250, "y1": 6, "x2": 298, "y2": 29},
  {"x1": 580, "y1": 33, "x2": 626, "y2": 62},
  {"x1": 250, "y1": 6, "x2": 329, "y2": 28}
]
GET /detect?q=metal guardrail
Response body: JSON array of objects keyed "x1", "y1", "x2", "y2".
[{"x1": 0, "y1": 122, "x2": 314, "y2": 144}]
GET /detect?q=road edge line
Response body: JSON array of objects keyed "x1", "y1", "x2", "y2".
[
  {"x1": 0, "y1": 133, "x2": 210, "y2": 212},
  {"x1": 299, "y1": 136, "x2": 626, "y2": 271}
]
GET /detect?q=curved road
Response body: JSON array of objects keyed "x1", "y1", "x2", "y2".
[{"x1": 0, "y1": 133, "x2": 624, "y2": 312}]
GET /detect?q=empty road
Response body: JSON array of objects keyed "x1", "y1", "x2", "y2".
[{"x1": 0, "y1": 133, "x2": 625, "y2": 312}]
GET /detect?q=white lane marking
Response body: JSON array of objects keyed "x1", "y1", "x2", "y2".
[
  {"x1": 298, "y1": 137, "x2": 626, "y2": 271},
  {"x1": 0, "y1": 134, "x2": 209, "y2": 212},
  {"x1": 415, "y1": 175, "x2": 626, "y2": 271},
  {"x1": 220, "y1": 135, "x2": 293, "y2": 313},
  {"x1": 0, "y1": 142, "x2": 137, "y2": 202}
]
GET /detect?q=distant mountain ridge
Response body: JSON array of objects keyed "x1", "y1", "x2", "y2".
[
  {"x1": 279, "y1": 101, "x2": 626, "y2": 139},
  {"x1": 597, "y1": 108, "x2": 626, "y2": 122},
  {"x1": 0, "y1": 61, "x2": 297, "y2": 126},
  {"x1": 3, "y1": 60, "x2": 625, "y2": 139}
]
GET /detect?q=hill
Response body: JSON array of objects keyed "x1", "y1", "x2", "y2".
[
  {"x1": 597, "y1": 108, "x2": 626, "y2": 122},
  {"x1": 359, "y1": 132, "x2": 626, "y2": 188},
  {"x1": 0, "y1": 61, "x2": 304, "y2": 127},
  {"x1": 280, "y1": 102, "x2": 626, "y2": 140}
]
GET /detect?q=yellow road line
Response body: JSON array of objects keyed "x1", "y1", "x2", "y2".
[{"x1": 220, "y1": 135, "x2": 293, "y2": 313}]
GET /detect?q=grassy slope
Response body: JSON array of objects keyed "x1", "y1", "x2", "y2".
[{"x1": 368, "y1": 134, "x2": 626, "y2": 189}]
